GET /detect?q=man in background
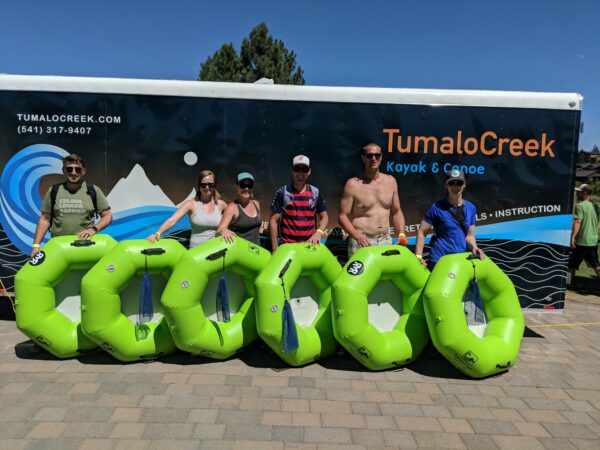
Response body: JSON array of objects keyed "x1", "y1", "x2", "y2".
[{"x1": 568, "y1": 183, "x2": 600, "y2": 288}]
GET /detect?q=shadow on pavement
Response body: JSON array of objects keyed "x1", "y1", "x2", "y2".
[
  {"x1": 571, "y1": 275, "x2": 600, "y2": 296},
  {"x1": 14, "y1": 339, "x2": 60, "y2": 360},
  {"x1": 523, "y1": 326, "x2": 544, "y2": 338},
  {"x1": 318, "y1": 348, "x2": 367, "y2": 372},
  {"x1": 15, "y1": 334, "x2": 533, "y2": 379},
  {"x1": 407, "y1": 344, "x2": 471, "y2": 380},
  {"x1": 237, "y1": 341, "x2": 293, "y2": 371},
  {"x1": 76, "y1": 349, "x2": 231, "y2": 366},
  {"x1": 15, "y1": 338, "x2": 231, "y2": 366}
]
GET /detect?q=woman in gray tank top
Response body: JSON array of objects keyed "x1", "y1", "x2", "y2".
[
  {"x1": 147, "y1": 170, "x2": 227, "y2": 248},
  {"x1": 216, "y1": 172, "x2": 263, "y2": 245}
]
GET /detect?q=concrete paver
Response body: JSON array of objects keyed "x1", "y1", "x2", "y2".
[{"x1": 0, "y1": 298, "x2": 599, "y2": 449}]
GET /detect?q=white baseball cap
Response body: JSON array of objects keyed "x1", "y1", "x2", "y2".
[{"x1": 292, "y1": 154, "x2": 310, "y2": 167}]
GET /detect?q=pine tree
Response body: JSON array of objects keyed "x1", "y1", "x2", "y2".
[
  {"x1": 199, "y1": 23, "x2": 305, "y2": 85},
  {"x1": 199, "y1": 43, "x2": 244, "y2": 82}
]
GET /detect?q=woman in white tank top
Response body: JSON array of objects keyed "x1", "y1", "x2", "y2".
[{"x1": 147, "y1": 170, "x2": 227, "y2": 248}]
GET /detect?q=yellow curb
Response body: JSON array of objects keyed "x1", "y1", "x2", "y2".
[{"x1": 529, "y1": 322, "x2": 600, "y2": 328}]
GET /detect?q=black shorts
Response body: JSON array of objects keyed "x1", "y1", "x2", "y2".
[{"x1": 569, "y1": 245, "x2": 600, "y2": 270}]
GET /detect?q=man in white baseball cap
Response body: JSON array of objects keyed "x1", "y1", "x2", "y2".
[{"x1": 269, "y1": 154, "x2": 329, "y2": 251}]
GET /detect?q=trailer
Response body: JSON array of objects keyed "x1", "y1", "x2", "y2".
[{"x1": 0, "y1": 74, "x2": 582, "y2": 319}]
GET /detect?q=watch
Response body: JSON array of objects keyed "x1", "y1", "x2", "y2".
[{"x1": 92, "y1": 226, "x2": 99, "y2": 232}]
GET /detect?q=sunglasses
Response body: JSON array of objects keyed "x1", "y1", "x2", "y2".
[
  {"x1": 64, "y1": 166, "x2": 83, "y2": 174},
  {"x1": 448, "y1": 180, "x2": 464, "y2": 187},
  {"x1": 293, "y1": 166, "x2": 310, "y2": 173},
  {"x1": 199, "y1": 182, "x2": 215, "y2": 188},
  {"x1": 363, "y1": 153, "x2": 382, "y2": 160},
  {"x1": 238, "y1": 181, "x2": 254, "y2": 189}
]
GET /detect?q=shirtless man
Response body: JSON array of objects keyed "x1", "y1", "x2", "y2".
[{"x1": 338, "y1": 143, "x2": 408, "y2": 257}]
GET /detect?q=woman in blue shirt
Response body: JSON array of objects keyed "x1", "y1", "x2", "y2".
[{"x1": 415, "y1": 169, "x2": 485, "y2": 270}]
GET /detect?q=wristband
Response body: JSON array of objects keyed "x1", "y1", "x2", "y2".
[
  {"x1": 32, "y1": 244, "x2": 40, "y2": 248},
  {"x1": 92, "y1": 225, "x2": 99, "y2": 232},
  {"x1": 155, "y1": 231, "x2": 161, "y2": 237},
  {"x1": 316, "y1": 229, "x2": 325, "y2": 235},
  {"x1": 416, "y1": 254, "x2": 423, "y2": 260}
]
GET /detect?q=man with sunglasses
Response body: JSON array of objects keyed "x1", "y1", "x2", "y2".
[
  {"x1": 415, "y1": 169, "x2": 485, "y2": 270},
  {"x1": 31, "y1": 154, "x2": 112, "y2": 256},
  {"x1": 269, "y1": 155, "x2": 328, "y2": 251},
  {"x1": 339, "y1": 143, "x2": 408, "y2": 258}
]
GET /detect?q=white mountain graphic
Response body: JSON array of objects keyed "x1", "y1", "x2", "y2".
[{"x1": 107, "y1": 164, "x2": 178, "y2": 213}]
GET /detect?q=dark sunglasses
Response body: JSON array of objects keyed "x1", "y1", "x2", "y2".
[
  {"x1": 238, "y1": 181, "x2": 254, "y2": 189},
  {"x1": 293, "y1": 166, "x2": 310, "y2": 173},
  {"x1": 199, "y1": 182, "x2": 215, "y2": 188},
  {"x1": 448, "y1": 180, "x2": 464, "y2": 187},
  {"x1": 363, "y1": 153, "x2": 382, "y2": 160},
  {"x1": 64, "y1": 166, "x2": 83, "y2": 174}
]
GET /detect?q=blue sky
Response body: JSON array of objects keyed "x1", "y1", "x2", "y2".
[{"x1": 1, "y1": 0, "x2": 598, "y2": 149}]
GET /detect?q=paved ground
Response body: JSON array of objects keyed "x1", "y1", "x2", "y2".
[{"x1": 1, "y1": 297, "x2": 599, "y2": 450}]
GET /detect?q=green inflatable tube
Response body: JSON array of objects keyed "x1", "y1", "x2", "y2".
[
  {"x1": 161, "y1": 236, "x2": 271, "y2": 359},
  {"x1": 15, "y1": 235, "x2": 117, "y2": 358},
  {"x1": 80, "y1": 239, "x2": 185, "y2": 362},
  {"x1": 423, "y1": 253, "x2": 524, "y2": 378},
  {"x1": 331, "y1": 245, "x2": 430, "y2": 371},
  {"x1": 255, "y1": 243, "x2": 342, "y2": 366}
]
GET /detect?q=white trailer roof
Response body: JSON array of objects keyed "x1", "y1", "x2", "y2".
[{"x1": 0, "y1": 74, "x2": 582, "y2": 111}]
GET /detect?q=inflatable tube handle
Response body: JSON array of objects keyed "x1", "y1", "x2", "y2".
[
  {"x1": 381, "y1": 249, "x2": 400, "y2": 256},
  {"x1": 141, "y1": 248, "x2": 166, "y2": 255},
  {"x1": 496, "y1": 362, "x2": 511, "y2": 369},
  {"x1": 279, "y1": 259, "x2": 292, "y2": 278},
  {"x1": 71, "y1": 239, "x2": 96, "y2": 247},
  {"x1": 466, "y1": 253, "x2": 479, "y2": 260},
  {"x1": 206, "y1": 248, "x2": 227, "y2": 261}
]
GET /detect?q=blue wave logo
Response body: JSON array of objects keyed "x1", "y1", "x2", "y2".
[
  {"x1": 0, "y1": 144, "x2": 68, "y2": 253},
  {"x1": 108, "y1": 206, "x2": 189, "y2": 242},
  {"x1": 0, "y1": 145, "x2": 189, "y2": 254}
]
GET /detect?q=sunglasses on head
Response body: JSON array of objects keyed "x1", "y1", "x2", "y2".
[
  {"x1": 293, "y1": 166, "x2": 309, "y2": 173},
  {"x1": 363, "y1": 153, "x2": 382, "y2": 160},
  {"x1": 199, "y1": 182, "x2": 215, "y2": 188},
  {"x1": 238, "y1": 180, "x2": 254, "y2": 189},
  {"x1": 64, "y1": 166, "x2": 83, "y2": 174},
  {"x1": 448, "y1": 180, "x2": 464, "y2": 187}
]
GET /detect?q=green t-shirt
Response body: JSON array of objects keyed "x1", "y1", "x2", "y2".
[
  {"x1": 573, "y1": 200, "x2": 599, "y2": 247},
  {"x1": 41, "y1": 181, "x2": 110, "y2": 237}
]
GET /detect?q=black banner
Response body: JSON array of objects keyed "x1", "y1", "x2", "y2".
[{"x1": 0, "y1": 85, "x2": 581, "y2": 318}]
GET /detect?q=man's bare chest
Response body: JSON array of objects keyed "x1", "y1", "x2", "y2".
[{"x1": 353, "y1": 183, "x2": 393, "y2": 209}]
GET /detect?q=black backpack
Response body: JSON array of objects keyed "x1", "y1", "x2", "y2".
[{"x1": 49, "y1": 182, "x2": 99, "y2": 226}]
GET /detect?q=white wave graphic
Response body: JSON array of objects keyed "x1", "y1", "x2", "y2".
[
  {"x1": 483, "y1": 243, "x2": 567, "y2": 256},
  {"x1": 484, "y1": 250, "x2": 569, "y2": 265},
  {"x1": 0, "y1": 264, "x2": 25, "y2": 275},
  {"x1": 518, "y1": 290, "x2": 562, "y2": 305},
  {"x1": 496, "y1": 265, "x2": 566, "y2": 278},
  {"x1": 515, "y1": 284, "x2": 567, "y2": 293},
  {"x1": 502, "y1": 266, "x2": 567, "y2": 277},
  {"x1": 0, "y1": 246, "x2": 28, "y2": 256},
  {"x1": 507, "y1": 272, "x2": 567, "y2": 284},
  {"x1": 481, "y1": 240, "x2": 566, "y2": 259}
]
